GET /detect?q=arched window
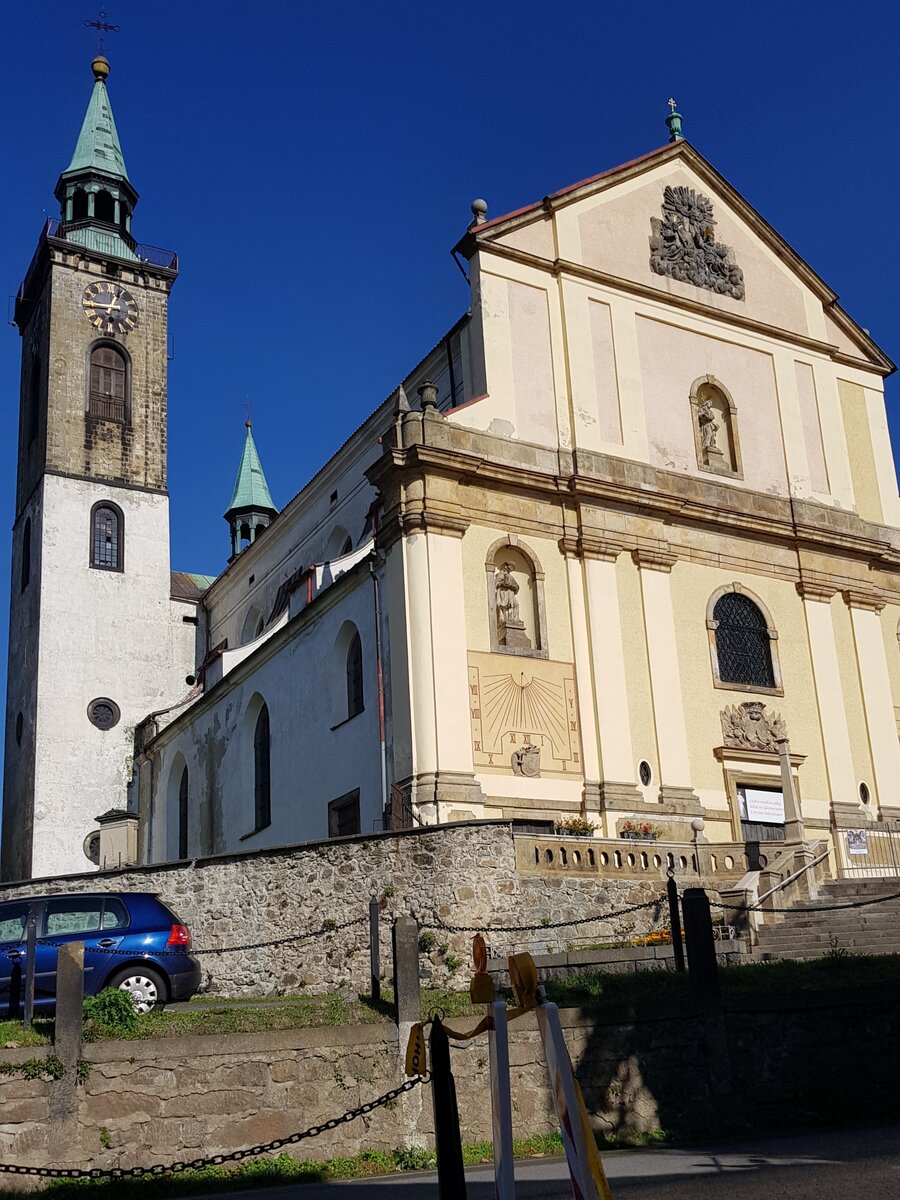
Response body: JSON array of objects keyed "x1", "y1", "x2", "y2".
[
  {"x1": 346, "y1": 631, "x2": 364, "y2": 718},
  {"x1": 21, "y1": 518, "x2": 31, "y2": 592},
  {"x1": 72, "y1": 189, "x2": 88, "y2": 220},
  {"x1": 253, "y1": 703, "x2": 271, "y2": 830},
  {"x1": 708, "y1": 587, "x2": 780, "y2": 692},
  {"x1": 90, "y1": 502, "x2": 123, "y2": 571},
  {"x1": 177, "y1": 766, "x2": 189, "y2": 859},
  {"x1": 89, "y1": 343, "x2": 128, "y2": 422},
  {"x1": 94, "y1": 190, "x2": 115, "y2": 224}
]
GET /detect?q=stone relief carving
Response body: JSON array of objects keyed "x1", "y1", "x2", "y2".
[
  {"x1": 720, "y1": 701, "x2": 786, "y2": 752},
  {"x1": 650, "y1": 186, "x2": 745, "y2": 300},
  {"x1": 495, "y1": 561, "x2": 531, "y2": 650},
  {"x1": 511, "y1": 743, "x2": 541, "y2": 778}
]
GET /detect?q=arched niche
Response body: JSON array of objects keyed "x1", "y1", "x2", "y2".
[
  {"x1": 240, "y1": 606, "x2": 265, "y2": 645},
  {"x1": 485, "y1": 535, "x2": 549, "y2": 659},
  {"x1": 690, "y1": 375, "x2": 742, "y2": 478}
]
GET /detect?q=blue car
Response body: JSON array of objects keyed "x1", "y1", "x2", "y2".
[{"x1": 0, "y1": 891, "x2": 201, "y2": 1015}]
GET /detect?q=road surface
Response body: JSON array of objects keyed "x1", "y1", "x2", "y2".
[{"x1": 183, "y1": 1123, "x2": 900, "y2": 1198}]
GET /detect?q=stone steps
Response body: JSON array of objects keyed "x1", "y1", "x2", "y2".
[{"x1": 752, "y1": 878, "x2": 900, "y2": 961}]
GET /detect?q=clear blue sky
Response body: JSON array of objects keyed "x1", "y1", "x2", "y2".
[{"x1": 2, "y1": 2, "x2": 899, "y2": 606}]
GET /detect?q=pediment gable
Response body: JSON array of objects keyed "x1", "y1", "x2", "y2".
[{"x1": 468, "y1": 143, "x2": 892, "y2": 374}]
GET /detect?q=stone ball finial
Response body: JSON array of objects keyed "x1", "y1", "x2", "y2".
[
  {"x1": 690, "y1": 817, "x2": 705, "y2": 834},
  {"x1": 417, "y1": 380, "x2": 439, "y2": 409},
  {"x1": 92, "y1": 55, "x2": 111, "y2": 81},
  {"x1": 471, "y1": 198, "x2": 488, "y2": 224}
]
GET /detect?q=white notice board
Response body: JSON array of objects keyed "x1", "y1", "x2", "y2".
[{"x1": 738, "y1": 787, "x2": 785, "y2": 825}]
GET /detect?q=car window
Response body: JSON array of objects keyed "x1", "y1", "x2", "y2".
[
  {"x1": 101, "y1": 899, "x2": 129, "y2": 930},
  {"x1": 0, "y1": 902, "x2": 28, "y2": 944},
  {"x1": 43, "y1": 898, "x2": 103, "y2": 937}
]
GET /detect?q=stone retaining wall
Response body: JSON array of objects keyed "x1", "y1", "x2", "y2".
[
  {"x1": 0, "y1": 822, "x2": 666, "y2": 996},
  {"x1": 3, "y1": 986, "x2": 900, "y2": 1177}
]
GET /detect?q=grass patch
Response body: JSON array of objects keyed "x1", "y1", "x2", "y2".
[
  {"x1": 0, "y1": 1019, "x2": 51, "y2": 1047},
  {"x1": 0, "y1": 1134, "x2": 569, "y2": 1198},
  {"x1": 543, "y1": 951, "x2": 900, "y2": 1010}
]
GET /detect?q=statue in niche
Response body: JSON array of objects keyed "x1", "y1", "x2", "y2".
[
  {"x1": 697, "y1": 397, "x2": 719, "y2": 452},
  {"x1": 495, "y1": 561, "x2": 531, "y2": 650}
]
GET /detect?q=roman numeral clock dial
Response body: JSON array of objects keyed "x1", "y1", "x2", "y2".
[{"x1": 82, "y1": 281, "x2": 138, "y2": 335}]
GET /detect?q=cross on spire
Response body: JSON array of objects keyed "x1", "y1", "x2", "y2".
[
  {"x1": 667, "y1": 97, "x2": 678, "y2": 112},
  {"x1": 84, "y1": 8, "x2": 119, "y2": 54}
]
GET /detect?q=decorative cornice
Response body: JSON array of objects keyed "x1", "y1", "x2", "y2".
[
  {"x1": 796, "y1": 580, "x2": 840, "y2": 603},
  {"x1": 842, "y1": 587, "x2": 886, "y2": 612},
  {"x1": 478, "y1": 241, "x2": 891, "y2": 376},
  {"x1": 558, "y1": 535, "x2": 622, "y2": 561},
  {"x1": 714, "y1": 746, "x2": 806, "y2": 767},
  {"x1": 631, "y1": 547, "x2": 677, "y2": 572}
]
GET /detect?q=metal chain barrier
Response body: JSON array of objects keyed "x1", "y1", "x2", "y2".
[
  {"x1": 32, "y1": 915, "x2": 368, "y2": 959},
  {"x1": 427, "y1": 896, "x2": 664, "y2": 934},
  {"x1": 710, "y1": 887, "x2": 900, "y2": 916},
  {"x1": 0, "y1": 1075, "x2": 426, "y2": 1179}
]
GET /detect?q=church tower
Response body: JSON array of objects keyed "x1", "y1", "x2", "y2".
[
  {"x1": 224, "y1": 421, "x2": 277, "y2": 559},
  {"x1": 1, "y1": 56, "x2": 185, "y2": 880}
]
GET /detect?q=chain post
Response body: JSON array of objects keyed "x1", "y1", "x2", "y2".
[
  {"x1": 23, "y1": 913, "x2": 37, "y2": 1027},
  {"x1": 369, "y1": 896, "x2": 381, "y2": 1003},
  {"x1": 430, "y1": 1017, "x2": 467, "y2": 1198},
  {"x1": 666, "y1": 871, "x2": 686, "y2": 973}
]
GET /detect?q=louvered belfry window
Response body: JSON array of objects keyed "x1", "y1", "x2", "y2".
[
  {"x1": 91, "y1": 504, "x2": 122, "y2": 571},
  {"x1": 89, "y1": 345, "x2": 127, "y2": 422},
  {"x1": 714, "y1": 592, "x2": 775, "y2": 688}
]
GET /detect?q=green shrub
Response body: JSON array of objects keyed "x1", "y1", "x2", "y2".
[
  {"x1": 394, "y1": 1145, "x2": 437, "y2": 1171},
  {"x1": 83, "y1": 987, "x2": 140, "y2": 1037},
  {"x1": 418, "y1": 930, "x2": 436, "y2": 952}
]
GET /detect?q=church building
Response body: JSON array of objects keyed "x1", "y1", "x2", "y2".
[{"x1": 3, "y1": 60, "x2": 899, "y2": 883}]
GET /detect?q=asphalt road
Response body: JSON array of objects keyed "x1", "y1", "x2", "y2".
[{"x1": 185, "y1": 1124, "x2": 900, "y2": 1198}]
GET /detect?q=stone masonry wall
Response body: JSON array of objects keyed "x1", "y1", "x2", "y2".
[
  {"x1": 2, "y1": 988, "x2": 900, "y2": 1177},
  {"x1": 0, "y1": 823, "x2": 666, "y2": 997}
]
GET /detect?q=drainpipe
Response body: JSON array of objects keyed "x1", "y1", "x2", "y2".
[{"x1": 370, "y1": 557, "x2": 389, "y2": 826}]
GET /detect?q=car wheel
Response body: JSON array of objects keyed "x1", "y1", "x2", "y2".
[{"x1": 107, "y1": 966, "x2": 167, "y2": 1014}]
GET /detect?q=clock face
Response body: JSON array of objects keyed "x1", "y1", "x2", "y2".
[{"x1": 82, "y1": 281, "x2": 138, "y2": 335}]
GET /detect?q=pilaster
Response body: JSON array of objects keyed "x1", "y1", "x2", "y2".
[
  {"x1": 632, "y1": 549, "x2": 698, "y2": 802},
  {"x1": 844, "y1": 589, "x2": 900, "y2": 814},
  {"x1": 563, "y1": 552, "x2": 602, "y2": 812},
  {"x1": 796, "y1": 582, "x2": 858, "y2": 810},
  {"x1": 583, "y1": 548, "x2": 636, "y2": 786}
]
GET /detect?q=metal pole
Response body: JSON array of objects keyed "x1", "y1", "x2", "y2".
[
  {"x1": 23, "y1": 912, "x2": 37, "y2": 1027},
  {"x1": 369, "y1": 896, "x2": 381, "y2": 1003},
  {"x1": 430, "y1": 1017, "x2": 467, "y2": 1199},
  {"x1": 666, "y1": 872, "x2": 685, "y2": 973}
]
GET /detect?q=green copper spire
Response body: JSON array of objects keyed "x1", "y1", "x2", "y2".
[
  {"x1": 64, "y1": 56, "x2": 130, "y2": 183},
  {"x1": 665, "y1": 97, "x2": 684, "y2": 143},
  {"x1": 225, "y1": 422, "x2": 278, "y2": 558},
  {"x1": 54, "y1": 57, "x2": 140, "y2": 262}
]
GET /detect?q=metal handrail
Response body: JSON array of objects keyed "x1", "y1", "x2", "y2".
[
  {"x1": 752, "y1": 845, "x2": 830, "y2": 910},
  {"x1": 42, "y1": 216, "x2": 178, "y2": 270}
]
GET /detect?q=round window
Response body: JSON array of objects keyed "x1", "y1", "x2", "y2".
[
  {"x1": 859, "y1": 782, "x2": 871, "y2": 806},
  {"x1": 83, "y1": 832, "x2": 101, "y2": 865},
  {"x1": 88, "y1": 697, "x2": 120, "y2": 731},
  {"x1": 14, "y1": 712, "x2": 23, "y2": 745},
  {"x1": 639, "y1": 760, "x2": 653, "y2": 787}
]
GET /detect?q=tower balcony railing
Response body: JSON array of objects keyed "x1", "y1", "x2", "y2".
[{"x1": 43, "y1": 217, "x2": 178, "y2": 271}]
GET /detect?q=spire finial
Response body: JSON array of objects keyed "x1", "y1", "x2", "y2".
[
  {"x1": 665, "y1": 98, "x2": 684, "y2": 143},
  {"x1": 245, "y1": 399, "x2": 252, "y2": 429},
  {"x1": 84, "y1": 9, "x2": 119, "y2": 55}
]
